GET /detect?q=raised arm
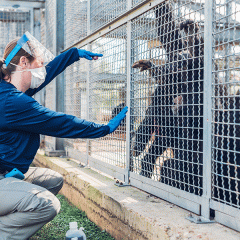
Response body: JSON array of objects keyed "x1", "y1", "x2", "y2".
[{"x1": 25, "y1": 47, "x2": 80, "y2": 96}]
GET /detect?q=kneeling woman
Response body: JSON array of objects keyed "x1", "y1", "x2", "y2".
[{"x1": 0, "y1": 32, "x2": 127, "y2": 240}]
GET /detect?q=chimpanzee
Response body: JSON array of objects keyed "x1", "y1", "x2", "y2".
[
  {"x1": 131, "y1": 1, "x2": 240, "y2": 204},
  {"x1": 112, "y1": 102, "x2": 126, "y2": 125}
]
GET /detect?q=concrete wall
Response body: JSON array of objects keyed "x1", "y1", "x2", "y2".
[{"x1": 34, "y1": 152, "x2": 240, "y2": 240}]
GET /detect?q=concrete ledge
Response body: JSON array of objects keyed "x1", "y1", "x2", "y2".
[
  {"x1": 34, "y1": 152, "x2": 240, "y2": 240},
  {"x1": 45, "y1": 150, "x2": 66, "y2": 157}
]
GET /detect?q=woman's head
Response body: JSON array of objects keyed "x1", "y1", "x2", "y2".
[{"x1": 0, "y1": 38, "x2": 35, "y2": 81}]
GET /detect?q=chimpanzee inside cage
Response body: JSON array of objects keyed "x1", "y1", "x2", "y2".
[{"x1": 127, "y1": 1, "x2": 240, "y2": 206}]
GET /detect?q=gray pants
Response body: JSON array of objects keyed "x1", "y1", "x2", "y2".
[{"x1": 0, "y1": 167, "x2": 64, "y2": 240}]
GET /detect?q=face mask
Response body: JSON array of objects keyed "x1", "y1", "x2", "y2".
[
  {"x1": 29, "y1": 67, "x2": 47, "y2": 89},
  {"x1": 11, "y1": 63, "x2": 47, "y2": 89}
]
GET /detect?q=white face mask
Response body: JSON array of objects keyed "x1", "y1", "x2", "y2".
[
  {"x1": 11, "y1": 63, "x2": 47, "y2": 89},
  {"x1": 29, "y1": 67, "x2": 47, "y2": 89}
]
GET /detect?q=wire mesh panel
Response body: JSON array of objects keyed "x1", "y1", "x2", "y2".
[
  {"x1": 89, "y1": 25, "x2": 127, "y2": 170},
  {"x1": 64, "y1": 49, "x2": 88, "y2": 157},
  {"x1": 212, "y1": 0, "x2": 240, "y2": 209},
  {"x1": 90, "y1": 0, "x2": 127, "y2": 33},
  {"x1": 0, "y1": 7, "x2": 30, "y2": 56},
  {"x1": 65, "y1": 0, "x2": 87, "y2": 49},
  {"x1": 64, "y1": 1, "x2": 88, "y2": 158},
  {"x1": 130, "y1": 0, "x2": 205, "y2": 196}
]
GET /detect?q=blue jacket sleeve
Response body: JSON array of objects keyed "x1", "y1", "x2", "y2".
[
  {"x1": 25, "y1": 48, "x2": 80, "y2": 97},
  {"x1": 5, "y1": 91, "x2": 110, "y2": 139}
]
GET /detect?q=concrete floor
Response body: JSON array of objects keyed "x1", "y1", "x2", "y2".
[{"x1": 34, "y1": 151, "x2": 240, "y2": 240}]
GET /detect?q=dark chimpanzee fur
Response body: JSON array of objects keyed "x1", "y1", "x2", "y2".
[
  {"x1": 112, "y1": 102, "x2": 126, "y2": 126},
  {"x1": 213, "y1": 94, "x2": 240, "y2": 204},
  {"x1": 131, "y1": 1, "x2": 240, "y2": 204}
]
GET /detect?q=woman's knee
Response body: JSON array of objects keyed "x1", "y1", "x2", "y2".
[
  {"x1": 25, "y1": 167, "x2": 64, "y2": 195},
  {"x1": 36, "y1": 190, "x2": 61, "y2": 221},
  {"x1": 48, "y1": 195, "x2": 61, "y2": 220},
  {"x1": 48, "y1": 171, "x2": 64, "y2": 195}
]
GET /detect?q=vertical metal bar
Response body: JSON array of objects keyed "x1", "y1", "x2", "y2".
[
  {"x1": 125, "y1": 21, "x2": 132, "y2": 183},
  {"x1": 33, "y1": 9, "x2": 41, "y2": 41},
  {"x1": 29, "y1": 7, "x2": 34, "y2": 35},
  {"x1": 51, "y1": 0, "x2": 57, "y2": 150},
  {"x1": 202, "y1": 0, "x2": 213, "y2": 219},
  {"x1": 86, "y1": 43, "x2": 91, "y2": 165},
  {"x1": 127, "y1": 0, "x2": 132, "y2": 10},
  {"x1": 87, "y1": 0, "x2": 91, "y2": 35},
  {"x1": 33, "y1": 8, "x2": 45, "y2": 110},
  {"x1": 56, "y1": 0, "x2": 65, "y2": 150},
  {"x1": 125, "y1": 0, "x2": 132, "y2": 183},
  {"x1": 224, "y1": 0, "x2": 231, "y2": 83}
]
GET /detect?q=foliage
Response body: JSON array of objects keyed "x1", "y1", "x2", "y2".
[{"x1": 30, "y1": 194, "x2": 115, "y2": 240}]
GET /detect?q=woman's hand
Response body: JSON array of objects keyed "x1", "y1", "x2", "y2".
[
  {"x1": 107, "y1": 106, "x2": 128, "y2": 133},
  {"x1": 78, "y1": 49, "x2": 103, "y2": 60}
]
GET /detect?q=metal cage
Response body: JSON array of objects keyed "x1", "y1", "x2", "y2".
[{"x1": 40, "y1": 0, "x2": 240, "y2": 231}]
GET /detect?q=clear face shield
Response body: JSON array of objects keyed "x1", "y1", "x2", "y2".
[{"x1": 4, "y1": 31, "x2": 55, "y2": 89}]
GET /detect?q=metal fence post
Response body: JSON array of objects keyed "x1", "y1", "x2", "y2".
[
  {"x1": 86, "y1": 43, "x2": 91, "y2": 165},
  {"x1": 44, "y1": 0, "x2": 65, "y2": 155},
  {"x1": 33, "y1": 8, "x2": 46, "y2": 118},
  {"x1": 125, "y1": 0, "x2": 132, "y2": 183},
  {"x1": 86, "y1": 1, "x2": 91, "y2": 165},
  {"x1": 202, "y1": 0, "x2": 213, "y2": 220},
  {"x1": 55, "y1": 0, "x2": 65, "y2": 150},
  {"x1": 224, "y1": 0, "x2": 232, "y2": 83}
]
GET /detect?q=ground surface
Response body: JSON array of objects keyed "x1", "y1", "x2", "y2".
[{"x1": 30, "y1": 194, "x2": 115, "y2": 240}]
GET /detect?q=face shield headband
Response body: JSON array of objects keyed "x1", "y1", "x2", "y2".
[{"x1": 4, "y1": 31, "x2": 55, "y2": 67}]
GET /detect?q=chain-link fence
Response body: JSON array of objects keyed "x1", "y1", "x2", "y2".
[{"x1": 24, "y1": 0, "x2": 240, "y2": 231}]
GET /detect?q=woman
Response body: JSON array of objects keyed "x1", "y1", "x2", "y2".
[{"x1": 0, "y1": 32, "x2": 127, "y2": 240}]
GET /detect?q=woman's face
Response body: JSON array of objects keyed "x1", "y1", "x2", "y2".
[{"x1": 19, "y1": 57, "x2": 44, "y2": 89}]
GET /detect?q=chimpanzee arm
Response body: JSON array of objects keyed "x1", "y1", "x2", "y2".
[
  {"x1": 180, "y1": 19, "x2": 204, "y2": 59},
  {"x1": 155, "y1": 2, "x2": 186, "y2": 62},
  {"x1": 132, "y1": 86, "x2": 161, "y2": 157}
]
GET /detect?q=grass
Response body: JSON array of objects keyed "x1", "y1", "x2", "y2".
[{"x1": 30, "y1": 194, "x2": 115, "y2": 240}]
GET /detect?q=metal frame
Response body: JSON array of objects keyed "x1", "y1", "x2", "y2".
[
  {"x1": 64, "y1": 0, "x2": 161, "y2": 51},
  {"x1": 202, "y1": 0, "x2": 213, "y2": 220},
  {"x1": 86, "y1": 22, "x2": 128, "y2": 182},
  {"x1": 209, "y1": 0, "x2": 240, "y2": 231},
  {"x1": 0, "y1": 0, "x2": 45, "y2": 9},
  {"x1": 130, "y1": 172, "x2": 201, "y2": 214},
  {"x1": 42, "y1": 0, "x2": 240, "y2": 232}
]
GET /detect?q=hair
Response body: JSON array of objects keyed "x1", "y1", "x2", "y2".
[{"x1": 0, "y1": 38, "x2": 34, "y2": 81}]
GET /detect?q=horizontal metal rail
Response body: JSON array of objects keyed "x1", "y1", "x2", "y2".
[
  {"x1": 63, "y1": 0, "x2": 166, "y2": 51},
  {"x1": 0, "y1": 0, "x2": 45, "y2": 9}
]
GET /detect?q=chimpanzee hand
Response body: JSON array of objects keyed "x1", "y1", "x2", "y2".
[
  {"x1": 107, "y1": 106, "x2": 128, "y2": 133},
  {"x1": 78, "y1": 49, "x2": 103, "y2": 60}
]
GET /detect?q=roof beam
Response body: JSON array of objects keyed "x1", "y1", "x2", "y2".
[{"x1": 0, "y1": 0, "x2": 45, "y2": 9}]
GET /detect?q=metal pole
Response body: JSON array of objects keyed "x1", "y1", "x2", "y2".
[
  {"x1": 56, "y1": 0, "x2": 65, "y2": 150},
  {"x1": 87, "y1": 0, "x2": 91, "y2": 35},
  {"x1": 86, "y1": 1, "x2": 91, "y2": 165},
  {"x1": 30, "y1": 8, "x2": 34, "y2": 35},
  {"x1": 33, "y1": 8, "x2": 45, "y2": 108},
  {"x1": 50, "y1": 0, "x2": 57, "y2": 151},
  {"x1": 224, "y1": 0, "x2": 232, "y2": 83},
  {"x1": 202, "y1": 0, "x2": 213, "y2": 219},
  {"x1": 87, "y1": 43, "x2": 91, "y2": 165},
  {"x1": 125, "y1": 0, "x2": 132, "y2": 183}
]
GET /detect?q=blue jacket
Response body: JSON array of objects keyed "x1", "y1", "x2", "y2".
[{"x1": 0, "y1": 48, "x2": 110, "y2": 173}]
